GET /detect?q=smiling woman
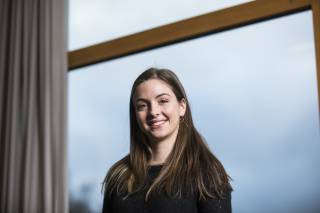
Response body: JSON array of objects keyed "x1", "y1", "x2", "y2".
[
  {"x1": 134, "y1": 79, "x2": 186, "y2": 149},
  {"x1": 102, "y1": 68, "x2": 232, "y2": 213}
]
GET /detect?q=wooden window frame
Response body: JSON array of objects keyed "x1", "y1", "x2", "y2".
[{"x1": 68, "y1": 0, "x2": 320, "y2": 113}]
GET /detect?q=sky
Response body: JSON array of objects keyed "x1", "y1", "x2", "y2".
[
  {"x1": 68, "y1": 2, "x2": 320, "y2": 213},
  {"x1": 69, "y1": 0, "x2": 252, "y2": 50}
]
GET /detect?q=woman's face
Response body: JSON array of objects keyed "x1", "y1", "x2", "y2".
[{"x1": 133, "y1": 79, "x2": 186, "y2": 142}]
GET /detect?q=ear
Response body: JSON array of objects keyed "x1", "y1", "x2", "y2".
[{"x1": 178, "y1": 98, "x2": 187, "y2": 117}]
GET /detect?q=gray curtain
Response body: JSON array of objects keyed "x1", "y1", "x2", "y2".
[{"x1": 0, "y1": 0, "x2": 68, "y2": 212}]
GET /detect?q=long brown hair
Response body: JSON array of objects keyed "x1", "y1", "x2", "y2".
[{"x1": 103, "y1": 68, "x2": 232, "y2": 200}]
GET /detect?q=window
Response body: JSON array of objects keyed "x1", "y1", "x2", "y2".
[{"x1": 68, "y1": 11, "x2": 320, "y2": 212}]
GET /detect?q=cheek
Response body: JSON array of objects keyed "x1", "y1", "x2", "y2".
[
  {"x1": 166, "y1": 106, "x2": 181, "y2": 123},
  {"x1": 135, "y1": 112, "x2": 147, "y2": 128},
  {"x1": 136, "y1": 113, "x2": 142, "y2": 123}
]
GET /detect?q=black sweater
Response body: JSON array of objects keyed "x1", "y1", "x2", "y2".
[{"x1": 102, "y1": 165, "x2": 232, "y2": 213}]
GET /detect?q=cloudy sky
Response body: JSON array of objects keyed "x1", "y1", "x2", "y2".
[{"x1": 68, "y1": 1, "x2": 320, "y2": 213}]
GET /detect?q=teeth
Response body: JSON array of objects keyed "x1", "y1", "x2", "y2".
[{"x1": 150, "y1": 120, "x2": 165, "y2": 126}]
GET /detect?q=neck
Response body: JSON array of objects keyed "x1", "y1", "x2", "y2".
[{"x1": 148, "y1": 129, "x2": 178, "y2": 166}]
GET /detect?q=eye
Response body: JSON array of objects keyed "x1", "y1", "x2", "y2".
[
  {"x1": 136, "y1": 103, "x2": 147, "y2": 111},
  {"x1": 159, "y1": 99, "x2": 169, "y2": 104}
]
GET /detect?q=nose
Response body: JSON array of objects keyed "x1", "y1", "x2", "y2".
[{"x1": 149, "y1": 102, "x2": 160, "y2": 117}]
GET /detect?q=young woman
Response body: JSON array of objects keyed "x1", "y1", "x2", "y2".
[{"x1": 102, "y1": 68, "x2": 232, "y2": 213}]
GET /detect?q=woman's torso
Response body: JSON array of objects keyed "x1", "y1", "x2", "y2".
[{"x1": 103, "y1": 165, "x2": 231, "y2": 213}]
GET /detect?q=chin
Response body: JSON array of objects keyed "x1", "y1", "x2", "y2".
[
  {"x1": 149, "y1": 133, "x2": 167, "y2": 141},
  {"x1": 149, "y1": 130, "x2": 176, "y2": 142},
  {"x1": 145, "y1": 129, "x2": 166, "y2": 140}
]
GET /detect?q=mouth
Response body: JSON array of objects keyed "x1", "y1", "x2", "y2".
[{"x1": 148, "y1": 120, "x2": 167, "y2": 128}]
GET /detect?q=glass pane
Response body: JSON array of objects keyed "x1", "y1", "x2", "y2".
[
  {"x1": 68, "y1": 11, "x2": 319, "y2": 213},
  {"x1": 68, "y1": 0, "x2": 252, "y2": 50}
]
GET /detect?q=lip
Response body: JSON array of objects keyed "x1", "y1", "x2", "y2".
[{"x1": 148, "y1": 119, "x2": 167, "y2": 128}]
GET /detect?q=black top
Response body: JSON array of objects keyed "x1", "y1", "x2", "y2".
[{"x1": 102, "y1": 165, "x2": 232, "y2": 213}]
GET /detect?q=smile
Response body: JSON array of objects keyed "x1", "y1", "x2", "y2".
[{"x1": 149, "y1": 120, "x2": 167, "y2": 128}]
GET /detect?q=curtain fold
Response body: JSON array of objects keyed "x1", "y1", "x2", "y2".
[{"x1": 0, "y1": 0, "x2": 68, "y2": 212}]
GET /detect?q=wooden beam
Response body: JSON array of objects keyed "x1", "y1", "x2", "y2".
[
  {"x1": 312, "y1": 0, "x2": 320, "y2": 118},
  {"x1": 68, "y1": 0, "x2": 312, "y2": 70}
]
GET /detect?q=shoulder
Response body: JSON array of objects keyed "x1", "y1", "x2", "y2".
[
  {"x1": 195, "y1": 160, "x2": 232, "y2": 201},
  {"x1": 197, "y1": 188, "x2": 232, "y2": 213},
  {"x1": 103, "y1": 155, "x2": 130, "y2": 193},
  {"x1": 106, "y1": 155, "x2": 131, "y2": 177},
  {"x1": 196, "y1": 166, "x2": 232, "y2": 212}
]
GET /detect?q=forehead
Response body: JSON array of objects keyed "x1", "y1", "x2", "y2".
[{"x1": 134, "y1": 79, "x2": 174, "y2": 100}]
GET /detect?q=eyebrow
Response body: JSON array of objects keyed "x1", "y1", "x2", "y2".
[{"x1": 135, "y1": 93, "x2": 171, "y2": 103}]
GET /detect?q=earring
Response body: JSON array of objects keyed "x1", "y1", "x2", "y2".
[{"x1": 180, "y1": 116, "x2": 188, "y2": 127}]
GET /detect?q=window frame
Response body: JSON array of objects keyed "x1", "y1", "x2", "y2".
[{"x1": 68, "y1": 0, "x2": 320, "y2": 120}]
